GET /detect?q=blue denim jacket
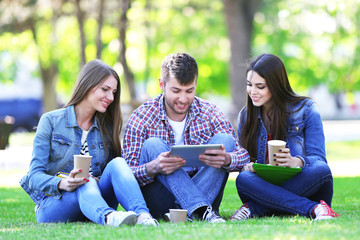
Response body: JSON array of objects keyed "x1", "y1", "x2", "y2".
[
  {"x1": 237, "y1": 99, "x2": 327, "y2": 167},
  {"x1": 20, "y1": 105, "x2": 112, "y2": 204}
]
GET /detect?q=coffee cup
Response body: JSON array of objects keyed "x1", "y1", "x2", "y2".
[
  {"x1": 267, "y1": 140, "x2": 286, "y2": 166},
  {"x1": 73, "y1": 155, "x2": 92, "y2": 178},
  {"x1": 169, "y1": 209, "x2": 187, "y2": 223}
]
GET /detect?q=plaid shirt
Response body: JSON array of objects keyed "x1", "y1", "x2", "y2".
[{"x1": 122, "y1": 94, "x2": 249, "y2": 186}]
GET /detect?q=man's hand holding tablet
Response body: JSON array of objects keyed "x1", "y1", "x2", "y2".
[{"x1": 169, "y1": 144, "x2": 230, "y2": 168}]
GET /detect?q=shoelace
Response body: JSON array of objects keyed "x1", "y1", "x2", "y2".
[
  {"x1": 202, "y1": 206, "x2": 213, "y2": 221},
  {"x1": 232, "y1": 204, "x2": 251, "y2": 220},
  {"x1": 315, "y1": 201, "x2": 338, "y2": 218},
  {"x1": 203, "y1": 206, "x2": 223, "y2": 222},
  {"x1": 141, "y1": 217, "x2": 159, "y2": 226}
]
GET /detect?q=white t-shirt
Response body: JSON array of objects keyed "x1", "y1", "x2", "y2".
[
  {"x1": 80, "y1": 129, "x2": 92, "y2": 173},
  {"x1": 167, "y1": 117, "x2": 186, "y2": 146},
  {"x1": 167, "y1": 116, "x2": 193, "y2": 172}
]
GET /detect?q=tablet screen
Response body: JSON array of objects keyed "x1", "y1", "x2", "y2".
[{"x1": 169, "y1": 144, "x2": 222, "y2": 167}]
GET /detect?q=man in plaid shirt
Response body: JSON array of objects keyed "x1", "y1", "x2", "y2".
[{"x1": 123, "y1": 53, "x2": 249, "y2": 223}]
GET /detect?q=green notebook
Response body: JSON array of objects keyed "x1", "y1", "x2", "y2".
[{"x1": 252, "y1": 163, "x2": 302, "y2": 185}]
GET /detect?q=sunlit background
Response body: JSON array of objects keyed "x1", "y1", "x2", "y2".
[{"x1": 1, "y1": 0, "x2": 360, "y2": 134}]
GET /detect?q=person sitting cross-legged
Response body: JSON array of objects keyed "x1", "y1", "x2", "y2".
[{"x1": 122, "y1": 53, "x2": 250, "y2": 223}]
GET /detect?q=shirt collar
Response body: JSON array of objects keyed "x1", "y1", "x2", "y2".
[
  {"x1": 159, "y1": 94, "x2": 167, "y2": 121},
  {"x1": 158, "y1": 94, "x2": 200, "y2": 121},
  {"x1": 65, "y1": 105, "x2": 99, "y2": 129}
]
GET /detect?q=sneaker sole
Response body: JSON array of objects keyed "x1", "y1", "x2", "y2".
[
  {"x1": 314, "y1": 216, "x2": 336, "y2": 221},
  {"x1": 120, "y1": 213, "x2": 137, "y2": 226},
  {"x1": 163, "y1": 213, "x2": 170, "y2": 222}
]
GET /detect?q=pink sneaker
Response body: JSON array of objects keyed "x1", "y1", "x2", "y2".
[
  {"x1": 230, "y1": 203, "x2": 252, "y2": 221},
  {"x1": 313, "y1": 200, "x2": 339, "y2": 221}
]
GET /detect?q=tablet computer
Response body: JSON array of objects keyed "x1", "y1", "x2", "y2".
[
  {"x1": 252, "y1": 163, "x2": 302, "y2": 185},
  {"x1": 169, "y1": 144, "x2": 222, "y2": 167}
]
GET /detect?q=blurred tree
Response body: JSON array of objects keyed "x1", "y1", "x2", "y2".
[
  {"x1": 132, "y1": 0, "x2": 230, "y2": 98},
  {"x1": 96, "y1": 0, "x2": 106, "y2": 59},
  {"x1": 223, "y1": 0, "x2": 262, "y2": 122},
  {"x1": 253, "y1": 0, "x2": 360, "y2": 96},
  {"x1": 118, "y1": 0, "x2": 137, "y2": 106},
  {"x1": 1, "y1": 0, "x2": 359, "y2": 119},
  {"x1": 0, "y1": 0, "x2": 63, "y2": 112},
  {"x1": 75, "y1": 0, "x2": 87, "y2": 66}
]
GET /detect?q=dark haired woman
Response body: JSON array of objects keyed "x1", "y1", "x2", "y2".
[
  {"x1": 20, "y1": 60, "x2": 157, "y2": 226},
  {"x1": 230, "y1": 54, "x2": 339, "y2": 221}
]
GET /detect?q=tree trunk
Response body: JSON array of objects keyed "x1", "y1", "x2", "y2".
[
  {"x1": 75, "y1": 0, "x2": 87, "y2": 66},
  {"x1": 30, "y1": 24, "x2": 58, "y2": 113},
  {"x1": 118, "y1": 0, "x2": 137, "y2": 106},
  {"x1": 40, "y1": 66, "x2": 58, "y2": 113},
  {"x1": 96, "y1": 0, "x2": 105, "y2": 59},
  {"x1": 143, "y1": 0, "x2": 151, "y2": 91},
  {"x1": 223, "y1": 0, "x2": 261, "y2": 126}
]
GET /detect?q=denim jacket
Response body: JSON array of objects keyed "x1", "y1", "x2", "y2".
[
  {"x1": 20, "y1": 105, "x2": 113, "y2": 204},
  {"x1": 237, "y1": 99, "x2": 327, "y2": 167}
]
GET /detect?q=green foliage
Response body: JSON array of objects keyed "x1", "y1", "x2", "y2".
[
  {"x1": 127, "y1": 0, "x2": 229, "y2": 97},
  {"x1": 253, "y1": 0, "x2": 360, "y2": 94},
  {"x1": 0, "y1": 31, "x2": 36, "y2": 84},
  {"x1": 1, "y1": 177, "x2": 359, "y2": 239},
  {"x1": 326, "y1": 140, "x2": 360, "y2": 162},
  {"x1": 1, "y1": 0, "x2": 360, "y2": 103}
]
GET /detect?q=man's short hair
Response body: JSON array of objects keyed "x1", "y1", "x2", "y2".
[{"x1": 160, "y1": 53, "x2": 198, "y2": 85}]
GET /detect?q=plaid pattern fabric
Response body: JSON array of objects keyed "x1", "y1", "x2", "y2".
[{"x1": 122, "y1": 94, "x2": 249, "y2": 186}]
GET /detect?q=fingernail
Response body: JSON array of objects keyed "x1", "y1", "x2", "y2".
[
  {"x1": 273, "y1": 154, "x2": 276, "y2": 156},
  {"x1": 276, "y1": 164, "x2": 279, "y2": 166},
  {"x1": 86, "y1": 180, "x2": 89, "y2": 182},
  {"x1": 279, "y1": 149, "x2": 282, "y2": 152},
  {"x1": 79, "y1": 169, "x2": 82, "y2": 172},
  {"x1": 83, "y1": 178, "x2": 87, "y2": 181}
]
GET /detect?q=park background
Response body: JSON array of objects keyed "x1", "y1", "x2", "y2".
[
  {"x1": 1, "y1": 0, "x2": 360, "y2": 126},
  {"x1": 1, "y1": 0, "x2": 360, "y2": 239}
]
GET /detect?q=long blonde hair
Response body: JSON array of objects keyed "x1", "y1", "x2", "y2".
[{"x1": 66, "y1": 59, "x2": 122, "y2": 158}]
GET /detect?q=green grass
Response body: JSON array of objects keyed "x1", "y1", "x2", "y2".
[
  {"x1": 1, "y1": 178, "x2": 359, "y2": 240},
  {"x1": 3, "y1": 133, "x2": 359, "y2": 239},
  {"x1": 326, "y1": 140, "x2": 360, "y2": 162},
  {"x1": 8, "y1": 132, "x2": 35, "y2": 146}
]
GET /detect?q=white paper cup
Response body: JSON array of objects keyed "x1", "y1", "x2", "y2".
[
  {"x1": 267, "y1": 140, "x2": 286, "y2": 166},
  {"x1": 73, "y1": 155, "x2": 92, "y2": 178},
  {"x1": 169, "y1": 209, "x2": 187, "y2": 223}
]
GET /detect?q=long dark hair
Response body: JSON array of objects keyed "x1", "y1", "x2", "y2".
[
  {"x1": 240, "y1": 54, "x2": 308, "y2": 161},
  {"x1": 66, "y1": 59, "x2": 122, "y2": 158}
]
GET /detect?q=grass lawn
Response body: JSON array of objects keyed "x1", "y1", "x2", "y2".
[{"x1": 1, "y1": 177, "x2": 359, "y2": 240}]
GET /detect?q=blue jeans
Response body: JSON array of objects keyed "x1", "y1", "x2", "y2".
[
  {"x1": 139, "y1": 133, "x2": 235, "y2": 219},
  {"x1": 235, "y1": 160, "x2": 333, "y2": 218},
  {"x1": 36, "y1": 157, "x2": 149, "y2": 224}
]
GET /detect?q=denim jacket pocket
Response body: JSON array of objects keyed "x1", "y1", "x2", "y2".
[
  {"x1": 51, "y1": 134, "x2": 73, "y2": 160},
  {"x1": 287, "y1": 121, "x2": 305, "y2": 153}
]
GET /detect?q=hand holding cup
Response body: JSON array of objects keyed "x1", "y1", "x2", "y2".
[
  {"x1": 73, "y1": 154, "x2": 92, "y2": 178},
  {"x1": 267, "y1": 140, "x2": 286, "y2": 166}
]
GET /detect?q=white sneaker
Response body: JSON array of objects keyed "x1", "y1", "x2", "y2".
[
  {"x1": 106, "y1": 211, "x2": 137, "y2": 227},
  {"x1": 313, "y1": 200, "x2": 339, "y2": 221},
  {"x1": 202, "y1": 207, "x2": 226, "y2": 223},
  {"x1": 230, "y1": 203, "x2": 252, "y2": 221},
  {"x1": 137, "y1": 212, "x2": 159, "y2": 226}
]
